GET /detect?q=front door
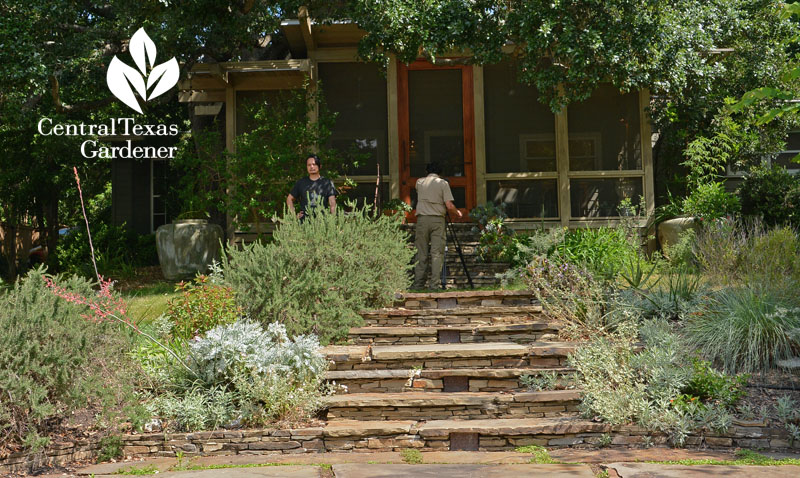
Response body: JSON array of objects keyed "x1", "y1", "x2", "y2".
[{"x1": 398, "y1": 61, "x2": 475, "y2": 222}]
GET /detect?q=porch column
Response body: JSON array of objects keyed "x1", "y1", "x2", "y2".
[{"x1": 387, "y1": 55, "x2": 400, "y2": 199}]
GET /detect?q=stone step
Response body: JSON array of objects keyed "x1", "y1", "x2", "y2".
[
  {"x1": 323, "y1": 390, "x2": 581, "y2": 421},
  {"x1": 361, "y1": 305, "x2": 543, "y2": 327},
  {"x1": 347, "y1": 323, "x2": 561, "y2": 346},
  {"x1": 324, "y1": 342, "x2": 578, "y2": 371},
  {"x1": 325, "y1": 367, "x2": 575, "y2": 393},
  {"x1": 392, "y1": 290, "x2": 536, "y2": 309}
]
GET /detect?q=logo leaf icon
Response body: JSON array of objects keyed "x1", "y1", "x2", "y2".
[
  {"x1": 130, "y1": 28, "x2": 157, "y2": 76},
  {"x1": 147, "y1": 57, "x2": 179, "y2": 101},
  {"x1": 106, "y1": 27, "x2": 179, "y2": 113},
  {"x1": 107, "y1": 56, "x2": 147, "y2": 113}
]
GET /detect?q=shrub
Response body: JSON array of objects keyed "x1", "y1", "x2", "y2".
[
  {"x1": 0, "y1": 270, "x2": 104, "y2": 450},
  {"x1": 511, "y1": 227, "x2": 566, "y2": 265},
  {"x1": 186, "y1": 320, "x2": 328, "y2": 425},
  {"x1": 739, "y1": 227, "x2": 800, "y2": 285},
  {"x1": 165, "y1": 276, "x2": 242, "y2": 340},
  {"x1": 686, "y1": 287, "x2": 800, "y2": 374},
  {"x1": 148, "y1": 387, "x2": 237, "y2": 432},
  {"x1": 555, "y1": 227, "x2": 639, "y2": 280},
  {"x1": 57, "y1": 223, "x2": 157, "y2": 278},
  {"x1": 682, "y1": 182, "x2": 740, "y2": 221},
  {"x1": 692, "y1": 217, "x2": 747, "y2": 284},
  {"x1": 682, "y1": 358, "x2": 747, "y2": 408},
  {"x1": 738, "y1": 165, "x2": 799, "y2": 227},
  {"x1": 97, "y1": 435, "x2": 123, "y2": 462},
  {"x1": 223, "y1": 205, "x2": 413, "y2": 344}
]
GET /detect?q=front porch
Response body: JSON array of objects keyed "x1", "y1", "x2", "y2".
[{"x1": 178, "y1": 19, "x2": 655, "y2": 237}]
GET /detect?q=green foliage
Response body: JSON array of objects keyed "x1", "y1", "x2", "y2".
[
  {"x1": 681, "y1": 182, "x2": 740, "y2": 221},
  {"x1": 115, "y1": 464, "x2": 160, "y2": 475},
  {"x1": 165, "y1": 276, "x2": 241, "y2": 340},
  {"x1": 515, "y1": 445, "x2": 558, "y2": 464},
  {"x1": 686, "y1": 287, "x2": 800, "y2": 374},
  {"x1": 58, "y1": 224, "x2": 158, "y2": 278},
  {"x1": 401, "y1": 448, "x2": 423, "y2": 464},
  {"x1": 97, "y1": 435, "x2": 124, "y2": 463},
  {"x1": 223, "y1": 205, "x2": 413, "y2": 344},
  {"x1": 739, "y1": 165, "x2": 800, "y2": 227},
  {"x1": 555, "y1": 227, "x2": 639, "y2": 280},
  {"x1": 0, "y1": 269, "x2": 104, "y2": 450},
  {"x1": 683, "y1": 359, "x2": 747, "y2": 408},
  {"x1": 520, "y1": 370, "x2": 574, "y2": 392},
  {"x1": 174, "y1": 84, "x2": 353, "y2": 233},
  {"x1": 148, "y1": 387, "x2": 237, "y2": 432}
]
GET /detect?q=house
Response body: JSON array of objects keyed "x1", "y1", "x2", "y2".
[{"x1": 119, "y1": 18, "x2": 660, "y2": 237}]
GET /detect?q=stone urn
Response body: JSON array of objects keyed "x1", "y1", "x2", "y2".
[
  {"x1": 657, "y1": 217, "x2": 698, "y2": 254},
  {"x1": 156, "y1": 219, "x2": 223, "y2": 280}
]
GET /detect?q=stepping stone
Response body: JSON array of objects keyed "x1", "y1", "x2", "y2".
[
  {"x1": 332, "y1": 463, "x2": 595, "y2": 478},
  {"x1": 609, "y1": 463, "x2": 800, "y2": 478}
]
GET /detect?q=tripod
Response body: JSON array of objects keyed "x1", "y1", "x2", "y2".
[{"x1": 441, "y1": 212, "x2": 474, "y2": 289}]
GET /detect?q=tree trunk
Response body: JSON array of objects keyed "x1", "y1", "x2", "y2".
[
  {"x1": 2, "y1": 221, "x2": 18, "y2": 280},
  {"x1": 43, "y1": 190, "x2": 60, "y2": 272}
]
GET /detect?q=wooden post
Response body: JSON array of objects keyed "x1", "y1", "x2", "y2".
[
  {"x1": 639, "y1": 88, "x2": 655, "y2": 218},
  {"x1": 555, "y1": 101, "x2": 571, "y2": 227},
  {"x1": 473, "y1": 65, "x2": 487, "y2": 206},
  {"x1": 387, "y1": 55, "x2": 400, "y2": 199},
  {"x1": 225, "y1": 83, "x2": 236, "y2": 244}
]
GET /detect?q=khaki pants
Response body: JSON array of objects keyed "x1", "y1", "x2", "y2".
[{"x1": 413, "y1": 215, "x2": 446, "y2": 289}]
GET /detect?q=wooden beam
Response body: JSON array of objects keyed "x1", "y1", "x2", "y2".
[
  {"x1": 387, "y1": 55, "x2": 400, "y2": 199},
  {"x1": 178, "y1": 90, "x2": 225, "y2": 103},
  {"x1": 313, "y1": 47, "x2": 359, "y2": 62},
  {"x1": 298, "y1": 6, "x2": 316, "y2": 52},
  {"x1": 639, "y1": 88, "x2": 656, "y2": 218},
  {"x1": 555, "y1": 99, "x2": 571, "y2": 226},
  {"x1": 233, "y1": 73, "x2": 305, "y2": 91},
  {"x1": 473, "y1": 65, "x2": 487, "y2": 206}
]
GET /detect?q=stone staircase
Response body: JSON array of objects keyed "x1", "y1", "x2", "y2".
[{"x1": 318, "y1": 290, "x2": 607, "y2": 451}]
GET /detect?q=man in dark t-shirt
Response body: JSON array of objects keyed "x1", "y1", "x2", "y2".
[{"x1": 286, "y1": 154, "x2": 338, "y2": 219}]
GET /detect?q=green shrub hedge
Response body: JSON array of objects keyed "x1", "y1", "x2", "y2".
[{"x1": 223, "y1": 206, "x2": 413, "y2": 344}]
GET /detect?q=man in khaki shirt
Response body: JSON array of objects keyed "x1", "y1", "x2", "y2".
[{"x1": 413, "y1": 162, "x2": 463, "y2": 290}]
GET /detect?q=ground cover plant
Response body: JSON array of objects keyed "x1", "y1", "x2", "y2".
[{"x1": 223, "y1": 204, "x2": 413, "y2": 344}]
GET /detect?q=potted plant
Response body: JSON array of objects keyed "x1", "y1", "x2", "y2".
[{"x1": 382, "y1": 198, "x2": 413, "y2": 223}]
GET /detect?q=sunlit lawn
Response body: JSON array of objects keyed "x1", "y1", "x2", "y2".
[{"x1": 120, "y1": 282, "x2": 180, "y2": 323}]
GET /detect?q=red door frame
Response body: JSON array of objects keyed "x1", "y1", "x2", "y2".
[{"x1": 398, "y1": 60, "x2": 475, "y2": 222}]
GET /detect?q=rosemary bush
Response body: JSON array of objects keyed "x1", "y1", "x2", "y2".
[{"x1": 224, "y1": 205, "x2": 413, "y2": 344}]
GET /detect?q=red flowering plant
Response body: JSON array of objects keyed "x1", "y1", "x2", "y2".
[{"x1": 44, "y1": 168, "x2": 193, "y2": 374}]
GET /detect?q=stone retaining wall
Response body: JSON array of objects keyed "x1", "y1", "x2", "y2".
[
  {"x1": 326, "y1": 400, "x2": 580, "y2": 421},
  {"x1": 3, "y1": 420, "x2": 798, "y2": 475}
]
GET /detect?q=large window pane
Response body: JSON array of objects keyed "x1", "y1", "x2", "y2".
[
  {"x1": 320, "y1": 63, "x2": 388, "y2": 176},
  {"x1": 774, "y1": 131, "x2": 800, "y2": 171},
  {"x1": 568, "y1": 85, "x2": 641, "y2": 171},
  {"x1": 487, "y1": 180, "x2": 558, "y2": 218},
  {"x1": 409, "y1": 69, "x2": 464, "y2": 178},
  {"x1": 484, "y1": 62, "x2": 555, "y2": 173},
  {"x1": 570, "y1": 178, "x2": 643, "y2": 217}
]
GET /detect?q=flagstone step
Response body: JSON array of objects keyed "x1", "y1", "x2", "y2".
[
  {"x1": 323, "y1": 390, "x2": 581, "y2": 421},
  {"x1": 347, "y1": 322, "x2": 561, "y2": 345},
  {"x1": 323, "y1": 342, "x2": 579, "y2": 371},
  {"x1": 325, "y1": 367, "x2": 575, "y2": 393},
  {"x1": 393, "y1": 290, "x2": 536, "y2": 309},
  {"x1": 361, "y1": 305, "x2": 544, "y2": 327}
]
